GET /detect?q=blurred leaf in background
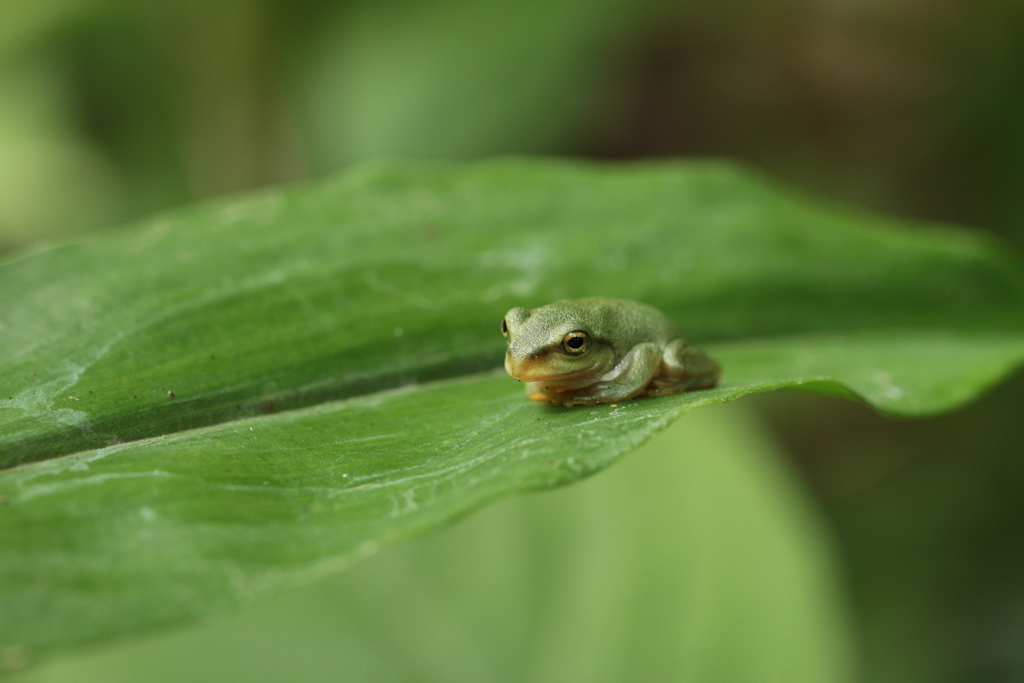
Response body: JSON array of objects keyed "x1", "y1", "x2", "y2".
[
  {"x1": 4, "y1": 0, "x2": 1024, "y2": 247},
  {"x1": 0, "y1": 0, "x2": 121, "y2": 249},
  {"x1": 760, "y1": 370, "x2": 1024, "y2": 683}
]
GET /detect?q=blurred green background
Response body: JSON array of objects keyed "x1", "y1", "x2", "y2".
[{"x1": 2, "y1": 0, "x2": 1023, "y2": 681}]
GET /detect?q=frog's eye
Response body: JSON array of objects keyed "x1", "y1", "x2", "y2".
[
  {"x1": 501, "y1": 317, "x2": 509, "y2": 338},
  {"x1": 561, "y1": 331, "x2": 590, "y2": 355}
]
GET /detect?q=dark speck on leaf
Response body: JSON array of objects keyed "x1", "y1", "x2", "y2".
[{"x1": 259, "y1": 400, "x2": 275, "y2": 413}]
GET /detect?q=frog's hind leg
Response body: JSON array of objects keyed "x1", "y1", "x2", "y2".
[{"x1": 647, "y1": 339, "x2": 721, "y2": 396}]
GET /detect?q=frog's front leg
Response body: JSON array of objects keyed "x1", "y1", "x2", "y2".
[{"x1": 536, "y1": 343, "x2": 662, "y2": 406}]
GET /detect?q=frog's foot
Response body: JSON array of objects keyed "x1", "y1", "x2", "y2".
[
  {"x1": 525, "y1": 382, "x2": 550, "y2": 402},
  {"x1": 526, "y1": 382, "x2": 583, "y2": 405},
  {"x1": 525, "y1": 383, "x2": 603, "y2": 407},
  {"x1": 645, "y1": 372, "x2": 720, "y2": 397},
  {"x1": 551, "y1": 382, "x2": 649, "y2": 407},
  {"x1": 644, "y1": 377, "x2": 686, "y2": 396}
]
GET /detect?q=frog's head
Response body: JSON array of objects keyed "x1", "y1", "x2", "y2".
[{"x1": 501, "y1": 301, "x2": 617, "y2": 382}]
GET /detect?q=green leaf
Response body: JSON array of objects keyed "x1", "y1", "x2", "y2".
[
  {"x1": 1, "y1": 159, "x2": 1022, "y2": 659},
  {"x1": 9, "y1": 405, "x2": 857, "y2": 683}
]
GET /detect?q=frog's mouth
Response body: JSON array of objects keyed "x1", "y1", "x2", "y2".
[{"x1": 504, "y1": 354, "x2": 602, "y2": 383}]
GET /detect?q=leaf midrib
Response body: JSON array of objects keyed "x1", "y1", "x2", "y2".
[{"x1": 4, "y1": 324, "x2": 1023, "y2": 473}]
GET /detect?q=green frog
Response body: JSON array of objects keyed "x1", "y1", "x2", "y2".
[{"x1": 502, "y1": 298, "x2": 720, "y2": 407}]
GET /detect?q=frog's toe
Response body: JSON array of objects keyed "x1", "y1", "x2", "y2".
[{"x1": 646, "y1": 375, "x2": 715, "y2": 396}]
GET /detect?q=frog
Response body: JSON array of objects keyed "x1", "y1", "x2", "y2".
[{"x1": 501, "y1": 297, "x2": 720, "y2": 407}]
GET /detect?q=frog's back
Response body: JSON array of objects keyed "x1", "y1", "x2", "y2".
[{"x1": 549, "y1": 297, "x2": 680, "y2": 348}]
